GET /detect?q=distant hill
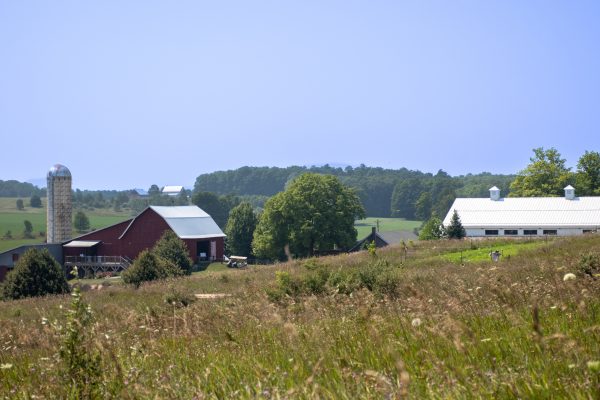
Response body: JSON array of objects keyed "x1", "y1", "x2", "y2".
[
  {"x1": 194, "y1": 165, "x2": 515, "y2": 219},
  {"x1": 0, "y1": 180, "x2": 45, "y2": 198}
]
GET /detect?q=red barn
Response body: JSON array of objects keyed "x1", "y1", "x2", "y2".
[{"x1": 62, "y1": 206, "x2": 226, "y2": 271}]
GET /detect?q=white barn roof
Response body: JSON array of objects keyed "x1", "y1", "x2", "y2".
[
  {"x1": 162, "y1": 186, "x2": 184, "y2": 195},
  {"x1": 150, "y1": 206, "x2": 226, "y2": 239},
  {"x1": 444, "y1": 196, "x2": 600, "y2": 228}
]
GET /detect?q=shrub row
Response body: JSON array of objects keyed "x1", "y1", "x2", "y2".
[{"x1": 267, "y1": 258, "x2": 404, "y2": 302}]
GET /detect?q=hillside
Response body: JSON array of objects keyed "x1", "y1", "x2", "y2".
[{"x1": 1, "y1": 235, "x2": 599, "y2": 398}]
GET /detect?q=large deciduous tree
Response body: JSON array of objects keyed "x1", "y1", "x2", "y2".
[
  {"x1": 252, "y1": 173, "x2": 365, "y2": 260},
  {"x1": 191, "y1": 191, "x2": 239, "y2": 229},
  {"x1": 225, "y1": 202, "x2": 258, "y2": 257},
  {"x1": 575, "y1": 150, "x2": 600, "y2": 196},
  {"x1": 1, "y1": 248, "x2": 69, "y2": 300},
  {"x1": 509, "y1": 147, "x2": 574, "y2": 197}
]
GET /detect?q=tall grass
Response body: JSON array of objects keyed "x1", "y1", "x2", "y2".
[{"x1": 0, "y1": 235, "x2": 599, "y2": 398}]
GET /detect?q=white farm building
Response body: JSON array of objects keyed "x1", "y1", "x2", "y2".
[{"x1": 443, "y1": 186, "x2": 600, "y2": 237}]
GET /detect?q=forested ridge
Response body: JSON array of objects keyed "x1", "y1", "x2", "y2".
[
  {"x1": 0, "y1": 180, "x2": 45, "y2": 198},
  {"x1": 194, "y1": 165, "x2": 515, "y2": 218}
]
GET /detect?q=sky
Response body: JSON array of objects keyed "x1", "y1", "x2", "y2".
[{"x1": 1, "y1": 1, "x2": 599, "y2": 190}]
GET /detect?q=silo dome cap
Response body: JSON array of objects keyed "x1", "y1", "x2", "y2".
[{"x1": 48, "y1": 164, "x2": 71, "y2": 178}]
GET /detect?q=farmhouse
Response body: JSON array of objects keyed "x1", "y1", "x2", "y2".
[
  {"x1": 443, "y1": 185, "x2": 600, "y2": 237},
  {"x1": 349, "y1": 227, "x2": 416, "y2": 252},
  {"x1": 0, "y1": 205, "x2": 225, "y2": 280}
]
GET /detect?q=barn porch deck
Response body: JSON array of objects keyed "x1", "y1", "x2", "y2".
[{"x1": 64, "y1": 256, "x2": 132, "y2": 276}]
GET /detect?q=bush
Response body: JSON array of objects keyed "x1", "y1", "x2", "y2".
[
  {"x1": 578, "y1": 252, "x2": 600, "y2": 278},
  {"x1": 121, "y1": 250, "x2": 184, "y2": 288},
  {"x1": 30, "y1": 194, "x2": 42, "y2": 208},
  {"x1": 1, "y1": 248, "x2": 69, "y2": 300},
  {"x1": 164, "y1": 287, "x2": 196, "y2": 308},
  {"x1": 153, "y1": 230, "x2": 193, "y2": 275}
]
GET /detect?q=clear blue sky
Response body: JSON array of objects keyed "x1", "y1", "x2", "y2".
[{"x1": 1, "y1": 1, "x2": 599, "y2": 190}]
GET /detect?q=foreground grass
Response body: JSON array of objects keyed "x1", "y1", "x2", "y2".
[{"x1": 1, "y1": 236, "x2": 599, "y2": 398}]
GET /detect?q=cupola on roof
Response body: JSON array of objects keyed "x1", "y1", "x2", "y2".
[{"x1": 47, "y1": 164, "x2": 71, "y2": 178}]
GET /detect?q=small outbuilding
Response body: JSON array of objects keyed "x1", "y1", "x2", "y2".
[{"x1": 443, "y1": 186, "x2": 600, "y2": 237}]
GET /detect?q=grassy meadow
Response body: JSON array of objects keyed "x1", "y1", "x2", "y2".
[
  {"x1": 0, "y1": 198, "x2": 131, "y2": 252},
  {"x1": 1, "y1": 235, "x2": 599, "y2": 398},
  {"x1": 354, "y1": 217, "x2": 421, "y2": 238}
]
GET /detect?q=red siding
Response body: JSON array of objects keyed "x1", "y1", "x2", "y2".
[
  {"x1": 65, "y1": 208, "x2": 225, "y2": 263},
  {"x1": 0, "y1": 266, "x2": 8, "y2": 282}
]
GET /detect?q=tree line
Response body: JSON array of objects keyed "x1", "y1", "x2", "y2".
[
  {"x1": 0, "y1": 180, "x2": 45, "y2": 197},
  {"x1": 194, "y1": 165, "x2": 515, "y2": 219}
]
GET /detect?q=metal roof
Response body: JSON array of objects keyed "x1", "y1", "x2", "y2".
[
  {"x1": 149, "y1": 206, "x2": 226, "y2": 239},
  {"x1": 162, "y1": 185, "x2": 184, "y2": 194},
  {"x1": 443, "y1": 196, "x2": 600, "y2": 228},
  {"x1": 48, "y1": 164, "x2": 71, "y2": 178},
  {"x1": 63, "y1": 240, "x2": 101, "y2": 248}
]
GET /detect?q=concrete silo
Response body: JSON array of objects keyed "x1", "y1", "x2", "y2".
[{"x1": 47, "y1": 164, "x2": 72, "y2": 243}]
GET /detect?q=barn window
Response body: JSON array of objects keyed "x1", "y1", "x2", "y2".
[
  {"x1": 504, "y1": 230, "x2": 518, "y2": 235},
  {"x1": 543, "y1": 230, "x2": 557, "y2": 235},
  {"x1": 12, "y1": 253, "x2": 19, "y2": 262},
  {"x1": 523, "y1": 230, "x2": 538, "y2": 235},
  {"x1": 485, "y1": 230, "x2": 499, "y2": 236}
]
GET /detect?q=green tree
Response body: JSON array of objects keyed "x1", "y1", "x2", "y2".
[
  {"x1": 30, "y1": 194, "x2": 42, "y2": 208},
  {"x1": 418, "y1": 214, "x2": 445, "y2": 240},
  {"x1": 191, "y1": 191, "x2": 239, "y2": 229},
  {"x1": 23, "y1": 220, "x2": 34, "y2": 238},
  {"x1": 121, "y1": 250, "x2": 184, "y2": 288},
  {"x1": 176, "y1": 189, "x2": 189, "y2": 206},
  {"x1": 445, "y1": 210, "x2": 466, "y2": 239},
  {"x1": 575, "y1": 150, "x2": 600, "y2": 196},
  {"x1": 415, "y1": 192, "x2": 432, "y2": 220},
  {"x1": 16, "y1": 198, "x2": 24, "y2": 210},
  {"x1": 225, "y1": 202, "x2": 258, "y2": 257},
  {"x1": 510, "y1": 147, "x2": 574, "y2": 197},
  {"x1": 252, "y1": 173, "x2": 365, "y2": 260},
  {"x1": 390, "y1": 178, "x2": 424, "y2": 219},
  {"x1": 152, "y1": 230, "x2": 193, "y2": 275},
  {"x1": 73, "y1": 211, "x2": 90, "y2": 233},
  {"x1": 1, "y1": 248, "x2": 69, "y2": 300},
  {"x1": 148, "y1": 184, "x2": 161, "y2": 196}
]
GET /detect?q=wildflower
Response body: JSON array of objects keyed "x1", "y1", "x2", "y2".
[
  {"x1": 588, "y1": 361, "x2": 600, "y2": 372},
  {"x1": 411, "y1": 318, "x2": 422, "y2": 327},
  {"x1": 563, "y1": 273, "x2": 576, "y2": 281},
  {"x1": 41, "y1": 317, "x2": 48, "y2": 325},
  {"x1": 0, "y1": 363, "x2": 13, "y2": 369}
]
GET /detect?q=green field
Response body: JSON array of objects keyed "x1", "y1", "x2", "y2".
[
  {"x1": 439, "y1": 239, "x2": 548, "y2": 263},
  {"x1": 354, "y1": 217, "x2": 421, "y2": 238},
  {"x1": 1, "y1": 235, "x2": 599, "y2": 398},
  {"x1": 0, "y1": 198, "x2": 131, "y2": 252}
]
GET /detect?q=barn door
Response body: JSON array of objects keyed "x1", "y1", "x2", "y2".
[{"x1": 210, "y1": 241, "x2": 217, "y2": 261}]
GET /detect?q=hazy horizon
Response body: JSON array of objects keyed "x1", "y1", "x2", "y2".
[{"x1": 1, "y1": 1, "x2": 599, "y2": 190}]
